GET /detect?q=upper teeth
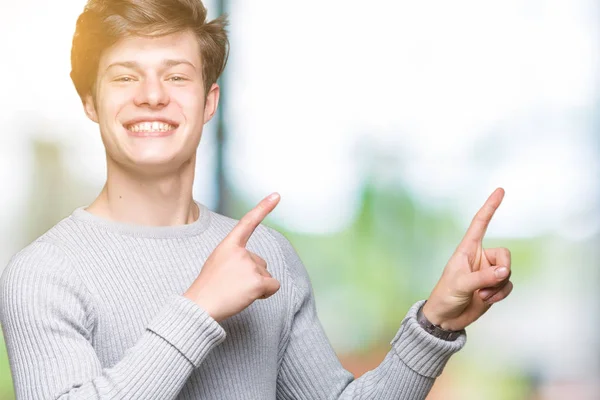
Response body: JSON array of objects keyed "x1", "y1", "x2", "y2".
[{"x1": 128, "y1": 122, "x2": 176, "y2": 132}]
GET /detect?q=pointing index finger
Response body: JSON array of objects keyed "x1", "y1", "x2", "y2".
[
  {"x1": 460, "y1": 188, "x2": 505, "y2": 248},
  {"x1": 228, "y1": 192, "x2": 281, "y2": 247}
]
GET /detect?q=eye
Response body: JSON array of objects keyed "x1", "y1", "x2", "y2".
[
  {"x1": 168, "y1": 76, "x2": 187, "y2": 82},
  {"x1": 114, "y1": 76, "x2": 135, "y2": 82}
]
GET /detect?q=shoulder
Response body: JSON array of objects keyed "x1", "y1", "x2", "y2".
[
  {"x1": 2, "y1": 209, "x2": 81, "y2": 282},
  {"x1": 0, "y1": 239, "x2": 95, "y2": 343},
  {"x1": 0, "y1": 239, "x2": 82, "y2": 313},
  {"x1": 7, "y1": 208, "x2": 86, "y2": 269},
  {"x1": 3, "y1": 240, "x2": 69, "y2": 277},
  {"x1": 1, "y1": 240, "x2": 71, "y2": 292},
  {"x1": 0, "y1": 237, "x2": 95, "y2": 322}
]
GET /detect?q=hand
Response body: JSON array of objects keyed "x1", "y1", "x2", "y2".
[
  {"x1": 422, "y1": 188, "x2": 513, "y2": 331},
  {"x1": 183, "y1": 193, "x2": 282, "y2": 322}
]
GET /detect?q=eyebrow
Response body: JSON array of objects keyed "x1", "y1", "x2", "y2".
[{"x1": 105, "y1": 59, "x2": 197, "y2": 73}]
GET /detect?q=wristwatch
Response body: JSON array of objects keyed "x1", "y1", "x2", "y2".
[{"x1": 416, "y1": 302, "x2": 462, "y2": 341}]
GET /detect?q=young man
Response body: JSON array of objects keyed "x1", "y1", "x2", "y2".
[{"x1": 0, "y1": 0, "x2": 513, "y2": 399}]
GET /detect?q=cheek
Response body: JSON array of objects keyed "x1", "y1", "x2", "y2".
[
  {"x1": 172, "y1": 88, "x2": 205, "y2": 123},
  {"x1": 98, "y1": 88, "x2": 132, "y2": 128}
]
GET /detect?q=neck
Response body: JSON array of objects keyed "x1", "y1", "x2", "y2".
[{"x1": 86, "y1": 154, "x2": 199, "y2": 226}]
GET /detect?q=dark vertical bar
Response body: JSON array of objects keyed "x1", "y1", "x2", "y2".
[{"x1": 215, "y1": 0, "x2": 228, "y2": 215}]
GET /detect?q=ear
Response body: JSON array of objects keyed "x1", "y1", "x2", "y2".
[
  {"x1": 83, "y1": 94, "x2": 99, "y2": 123},
  {"x1": 203, "y1": 83, "x2": 220, "y2": 124}
]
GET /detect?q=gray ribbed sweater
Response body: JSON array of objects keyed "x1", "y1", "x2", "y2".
[{"x1": 0, "y1": 201, "x2": 465, "y2": 399}]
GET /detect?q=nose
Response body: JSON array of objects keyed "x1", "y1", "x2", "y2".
[{"x1": 133, "y1": 77, "x2": 170, "y2": 109}]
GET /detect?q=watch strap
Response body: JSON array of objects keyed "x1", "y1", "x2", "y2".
[{"x1": 416, "y1": 303, "x2": 462, "y2": 341}]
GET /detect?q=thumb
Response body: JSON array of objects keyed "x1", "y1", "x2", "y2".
[{"x1": 458, "y1": 266, "x2": 510, "y2": 294}]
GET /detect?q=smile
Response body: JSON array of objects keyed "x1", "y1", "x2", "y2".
[
  {"x1": 125, "y1": 121, "x2": 178, "y2": 133},
  {"x1": 124, "y1": 120, "x2": 179, "y2": 138}
]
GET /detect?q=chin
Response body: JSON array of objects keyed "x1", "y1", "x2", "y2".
[
  {"x1": 127, "y1": 149, "x2": 195, "y2": 171},
  {"x1": 107, "y1": 134, "x2": 198, "y2": 172}
]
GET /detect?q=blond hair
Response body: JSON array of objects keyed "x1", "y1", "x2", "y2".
[{"x1": 70, "y1": 0, "x2": 229, "y2": 99}]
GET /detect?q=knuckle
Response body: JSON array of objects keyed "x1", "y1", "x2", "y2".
[
  {"x1": 474, "y1": 214, "x2": 488, "y2": 226},
  {"x1": 240, "y1": 214, "x2": 255, "y2": 227},
  {"x1": 492, "y1": 292, "x2": 506, "y2": 303},
  {"x1": 506, "y1": 280, "x2": 514, "y2": 292},
  {"x1": 254, "y1": 263, "x2": 269, "y2": 274},
  {"x1": 474, "y1": 209, "x2": 488, "y2": 222},
  {"x1": 455, "y1": 249, "x2": 471, "y2": 264},
  {"x1": 266, "y1": 278, "x2": 280, "y2": 294},
  {"x1": 490, "y1": 281, "x2": 513, "y2": 303},
  {"x1": 250, "y1": 274, "x2": 264, "y2": 291},
  {"x1": 255, "y1": 270, "x2": 266, "y2": 282},
  {"x1": 253, "y1": 204, "x2": 266, "y2": 218},
  {"x1": 234, "y1": 247, "x2": 249, "y2": 258},
  {"x1": 273, "y1": 279, "x2": 281, "y2": 291}
]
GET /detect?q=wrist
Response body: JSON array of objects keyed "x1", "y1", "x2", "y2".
[
  {"x1": 421, "y1": 300, "x2": 446, "y2": 327},
  {"x1": 183, "y1": 292, "x2": 223, "y2": 322},
  {"x1": 417, "y1": 301, "x2": 462, "y2": 341}
]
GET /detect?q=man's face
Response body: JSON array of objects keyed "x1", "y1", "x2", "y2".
[{"x1": 83, "y1": 29, "x2": 218, "y2": 173}]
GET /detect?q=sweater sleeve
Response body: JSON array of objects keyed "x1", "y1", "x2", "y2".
[
  {"x1": 270, "y1": 230, "x2": 466, "y2": 400},
  {"x1": 0, "y1": 241, "x2": 226, "y2": 400}
]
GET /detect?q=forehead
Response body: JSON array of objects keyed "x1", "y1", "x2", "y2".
[{"x1": 98, "y1": 29, "x2": 202, "y2": 72}]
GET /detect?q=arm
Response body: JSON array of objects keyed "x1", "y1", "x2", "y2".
[
  {"x1": 270, "y1": 230, "x2": 465, "y2": 400},
  {"x1": 0, "y1": 241, "x2": 225, "y2": 400}
]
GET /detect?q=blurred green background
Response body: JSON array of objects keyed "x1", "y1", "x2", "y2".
[{"x1": 0, "y1": 0, "x2": 598, "y2": 399}]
